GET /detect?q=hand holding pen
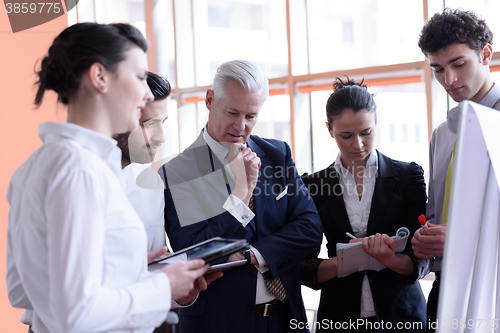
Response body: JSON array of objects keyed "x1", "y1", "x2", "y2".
[{"x1": 411, "y1": 214, "x2": 447, "y2": 259}]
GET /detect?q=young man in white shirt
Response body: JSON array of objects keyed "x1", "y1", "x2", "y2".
[
  {"x1": 411, "y1": 8, "x2": 500, "y2": 329},
  {"x1": 115, "y1": 71, "x2": 170, "y2": 252},
  {"x1": 114, "y1": 72, "x2": 222, "y2": 332}
]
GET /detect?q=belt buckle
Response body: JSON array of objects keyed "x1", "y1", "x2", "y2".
[{"x1": 263, "y1": 303, "x2": 270, "y2": 317}]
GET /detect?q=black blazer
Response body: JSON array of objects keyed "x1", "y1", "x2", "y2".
[{"x1": 301, "y1": 150, "x2": 428, "y2": 332}]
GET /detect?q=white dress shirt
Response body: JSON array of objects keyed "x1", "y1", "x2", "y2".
[
  {"x1": 334, "y1": 152, "x2": 378, "y2": 318},
  {"x1": 123, "y1": 163, "x2": 167, "y2": 252},
  {"x1": 6, "y1": 122, "x2": 171, "y2": 333},
  {"x1": 203, "y1": 128, "x2": 275, "y2": 304},
  {"x1": 426, "y1": 83, "x2": 500, "y2": 271}
]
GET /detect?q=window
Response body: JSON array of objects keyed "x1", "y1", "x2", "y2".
[
  {"x1": 301, "y1": 0, "x2": 424, "y2": 74},
  {"x1": 172, "y1": 0, "x2": 288, "y2": 88},
  {"x1": 389, "y1": 124, "x2": 396, "y2": 143},
  {"x1": 342, "y1": 20, "x2": 354, "y2": 44},
  {"x1": 402, "y1": 124, "x2": 408, "y2": 143}
]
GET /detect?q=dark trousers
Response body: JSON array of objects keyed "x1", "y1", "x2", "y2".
[
  {"x1": 253, "y1": 299, "x2": 293, "y2": 333},
  {"x1": 426, "y1": 273, "x2": 440, "y2": 333}
]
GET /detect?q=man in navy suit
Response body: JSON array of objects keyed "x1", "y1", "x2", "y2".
[{"x1": 160, "y1": 60, "x2": 323, "y2": 333}]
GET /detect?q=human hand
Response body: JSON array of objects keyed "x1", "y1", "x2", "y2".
[
  {"x1": 228, "y1": 250, "x2": 258, "y2": 265},
  {"x1": 362, "y1": 233, "x2": 397, "y2": 266},
  {"x1": 348, "y1": 238, "x2": 364, "y2": 244},
  {"x1": 228, "y1": 143, "x2": 261, "y2": 205},
  {"x1": 162, "y1": 259, "x2": 209, "y2": 300},
  {"x1": 411, "y1": 222, "x2": 447, "y2": 259},
  {"x1": 148, "y1": 246, "x2": 171, "y2": 264},
  {"x1": 174, "y1": 271, "x2": 223, "y2": 305}
]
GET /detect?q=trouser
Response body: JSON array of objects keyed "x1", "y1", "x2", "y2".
[{"x1": 427, "y1": 272, "x2": 440, "y2": 333}]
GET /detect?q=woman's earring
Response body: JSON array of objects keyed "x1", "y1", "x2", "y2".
[{"x1": 101, "y1": 85, "x2": 106, "y2": 91}]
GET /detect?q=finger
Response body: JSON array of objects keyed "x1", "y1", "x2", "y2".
[
  {"x1": 426, "y1": 222, "x2": 442, "y2": 228},
  {"x1": 204, "y1": 271, "x2": 223, "y2": 285},
  {"x1": 367, "y1": 235, "x2": 376, "y2": 248},
  {"x1": 148, "y1": 246, "x2": 170, "y2": 263},
  {"x1": 196, "y1": 276, "x2": 208, "y2": 291},
  {"x1": 150, "y1": 246, "x2": 168, "y2": 258},
  {"x1": 348, "y1": 238, "x2": 364, "y2": 243},
  {"x1": 382, "y1": 235, "x2": 396, "y2": 250},
  {"x1": 184, "y1": 259, "x2": 207, "y2": 270},
  {"x1": 227, "y1": 252, "x2": 244, "y2": 262},
  {"x1": 251, "y1": 157, "x2": 261, "y2": 170},
  {"x1": 228, "y1": 143, "x2": 245, "y2": 161},
  {"x1": 413, "y1": 229, "x2": 421, "y2": 238},
  {"x1": 240, "y1": 147, "x2": 254, "y2": 157},
  {"x1": 418, "y1": 227, "x2": 438, "y2": 236},
  {"x1": 243, "y1": 152, "x2": 257, "y2": 163},
  {"x1": 190, "y1": 264, "x2": 210, "y2": 278},
  {"x1": 362, "y1": 237, "x2": 370, "y2": 252},
  {"x1": 413, "y1": 250, "x2": 435, "y2": 260}
]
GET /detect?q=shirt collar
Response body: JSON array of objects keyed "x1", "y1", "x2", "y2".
[
  {"x1": 479, "y1": 82, "x2": 500, "y2": 109},
  {"x1": 333, "y1": 150, "x2": 378, "y2": 175},
  {"x1": 202, "y1": 126, "x2": 247, "y2": 163},
  {"x1": 39, "y1": 122, "x2": 121, "y2": 164}
]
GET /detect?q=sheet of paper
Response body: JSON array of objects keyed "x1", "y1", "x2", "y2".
[{"x1": 336, "y1": 227, "x2": 409, "y2": 278}]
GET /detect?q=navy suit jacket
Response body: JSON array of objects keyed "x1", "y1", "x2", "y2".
[
  {"x1": 160, "y1": 132, "x2": 323, "y2": 333},
  {"x1": 301, "y1": 151, "x2": 427, "y2": 332}
]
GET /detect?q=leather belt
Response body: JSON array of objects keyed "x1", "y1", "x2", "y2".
[{"x1": 254, "y1": 299, "x2": 283, "y2": 317}]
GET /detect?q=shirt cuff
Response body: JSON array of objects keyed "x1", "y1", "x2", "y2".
[
  {"x1": 250, "y1": 246, "x2": 269, "y2": 274},
  {"x1": 171, "y1": 293, "x2": 198, "y2": 308},
  {"x1": 222, "y1": 194, "x2": 255, "y2": 227}
]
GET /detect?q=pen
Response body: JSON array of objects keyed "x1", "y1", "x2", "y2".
[
  {"x1": 418, "y1": 214, "x2": 428, "y2": 228},
  {"x1": 345, "y1": 232, "x2": 357, "y2": 239}
]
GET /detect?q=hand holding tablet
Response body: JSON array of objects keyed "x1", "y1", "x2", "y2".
[{"x1": 148, "y1": 237, "x2": 249, "y2": 272}]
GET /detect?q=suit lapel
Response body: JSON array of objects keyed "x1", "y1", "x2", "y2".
[
  {"x1": 367, "y1": 150, "x2": 397, "y2": 234},
  {"x1": 322, "y1": 165, "x2": 354, "y2": 234}
]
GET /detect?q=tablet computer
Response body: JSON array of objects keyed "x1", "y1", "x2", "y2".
[
  {"x1": 148, "y1": 237, "x2": 249, "y2": 267},
  {"x1": 204, "y1": 259, "x2": 247, "y2": 274}
]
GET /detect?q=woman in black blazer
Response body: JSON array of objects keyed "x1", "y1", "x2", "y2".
[{"x1": 300, "y1": 77, "x2": 428, "y2": 332}]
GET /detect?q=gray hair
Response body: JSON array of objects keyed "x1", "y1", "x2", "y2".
[{"x1": 212, "y1": 60, "x2": 269, "y2": 105}]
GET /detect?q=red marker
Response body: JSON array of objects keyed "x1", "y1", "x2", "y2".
[{"x1": 418, "y1": 214, "x2": 428, "y2": 228}]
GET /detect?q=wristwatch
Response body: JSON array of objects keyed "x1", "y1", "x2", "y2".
[{"x1": 243, "y1": 249, "x2": 252, "y2": 266}]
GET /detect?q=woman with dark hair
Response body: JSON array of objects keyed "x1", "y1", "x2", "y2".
[
  {"x1": 300, "y1": 77, "x2": 428, "y2": 332},
  {"x1": 6, "y1": 23, "x2": 208, "y2": 333}
]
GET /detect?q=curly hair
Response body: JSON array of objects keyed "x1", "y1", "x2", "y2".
[
  {"x1": 418, "y1": 8, "x2": 493, "y2": 56},
  {"x1": 326, "y1": 76, "x2": 376, "y2": 129}
]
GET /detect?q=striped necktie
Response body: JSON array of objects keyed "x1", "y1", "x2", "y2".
[{"x1": 248, "y1": 194, "x2": 286, "y2": 302}]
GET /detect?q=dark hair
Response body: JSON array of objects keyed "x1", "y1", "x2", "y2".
[
  {"x1": 147, "y1": 72, "x2": 171, "y2": 101},
  {"x1": 418, "y1": 8, "x2": 493, "y2": 56},
  {"x1": 35, "y1": 22, "x2": 148, "y2": 106},
  {"x1": 326, "y1": 76, "x2": 376, "y2": 129}
]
